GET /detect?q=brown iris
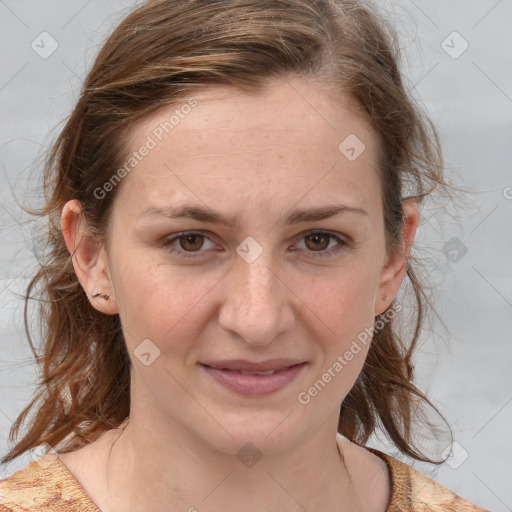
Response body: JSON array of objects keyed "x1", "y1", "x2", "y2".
[
  {"x1": 304, "y1": 233, "x2": 330, "y2": 251},
  {"x1": 179, "y1": 233, "x2": 204, "y2": 251}
]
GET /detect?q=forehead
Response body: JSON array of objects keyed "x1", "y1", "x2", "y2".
[
  {"x1": 118, "y1": 78, "x2": 381, "y2": 212},
  {"x1": 130, "y1": 78, "x2": 376, "y2": 151}
]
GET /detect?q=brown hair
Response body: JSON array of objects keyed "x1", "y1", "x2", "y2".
[{"x1": 2, "y1": 0, "x2": 451, "y2": 466}]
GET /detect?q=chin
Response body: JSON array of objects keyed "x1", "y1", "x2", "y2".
[{"x1": 189, "y1": 407, "x2": 307, "y2": 456}]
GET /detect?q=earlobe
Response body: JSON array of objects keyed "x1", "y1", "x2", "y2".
[
  {"x1": 374, "y1": 199, "x2": 420, "y2": 315},
  {"x1": 61, "y1": 199, "x2": 118, "y2": 315}
]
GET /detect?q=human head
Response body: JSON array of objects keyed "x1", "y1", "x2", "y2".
[{"x1": 3, "y1": 0, "x2": 446, "y2": 465}]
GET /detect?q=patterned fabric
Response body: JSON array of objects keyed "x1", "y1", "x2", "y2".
[
  {"x1": 364, "y1": 447, "x2": 490, "y2": 512},
  {"x1": 0, "y1": 453, "x2": 99, "y2": 512},
  {"x1": 0, "y1": 441, "x2": 489, "y2": 511}
]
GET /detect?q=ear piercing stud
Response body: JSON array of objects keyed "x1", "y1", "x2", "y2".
[{"x1": 91, "y1": 292, "x2": 111, "y2": 301}]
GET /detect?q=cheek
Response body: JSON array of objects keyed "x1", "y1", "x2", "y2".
[
  {"x1": 302, "y1": 261, "x2": 381, "y2": 341},
  {"x1": 111, "y1": 248, "x2": 222, "y2": 352},
  {"x1": 299, "y1": 271, "x2": 380, "y2": 402}
]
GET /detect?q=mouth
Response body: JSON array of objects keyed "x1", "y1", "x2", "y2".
[
  {"x1": 200, "y1": 359, "x2": 307, "y2": 396},
  {"x1": 233, "y1": 369, "x2": 282, "y2": 376}
]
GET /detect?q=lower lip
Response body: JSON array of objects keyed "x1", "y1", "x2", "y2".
[{"x1": 202, "y1": 363, "x2": 306, "y2": 397}]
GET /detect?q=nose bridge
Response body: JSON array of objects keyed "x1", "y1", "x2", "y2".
[
  {"x1": 218, "y1": 252, "x2": 294, "y2": 345},
  {"x1": 242, "y1": 256, "x2": 276, "y2": 305}
]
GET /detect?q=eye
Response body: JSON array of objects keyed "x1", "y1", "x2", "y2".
[
  {"x1": 161, "y1": 231, "x2": 217, "y2": 257},
  {"x1": 160, "y1": 230, "x2": 349, "y2": 260},
  {"x1": 294, "y1": 231, "x2": 348, "y2": 258}
]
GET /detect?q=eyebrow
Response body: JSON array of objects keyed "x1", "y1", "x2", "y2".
[{"x1": 139, "y1": 204, "x2": 368, "y2": 228}]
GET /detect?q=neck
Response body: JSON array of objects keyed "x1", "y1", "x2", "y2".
[{"x1": 100, "y1": 415, "x2": 365, "y2": 512}]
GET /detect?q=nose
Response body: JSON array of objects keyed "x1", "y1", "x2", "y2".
[{"x1": 218, "y1": 255, "x2": 295, "y2": 346}]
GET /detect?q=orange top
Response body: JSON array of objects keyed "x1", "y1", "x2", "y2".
[{"x1": 0, "y1": 440, "x2": 489, "y2": 511}]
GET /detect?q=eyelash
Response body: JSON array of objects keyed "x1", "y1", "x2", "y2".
[{"x1": 160, "y1": 230, "x2": 348, "y2": 259}]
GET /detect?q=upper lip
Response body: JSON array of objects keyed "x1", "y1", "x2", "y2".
[{"x1": 201, "y1": 358, "x2": 305, "y2": 372}]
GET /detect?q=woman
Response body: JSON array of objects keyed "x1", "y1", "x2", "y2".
[{"x1": 0, "y1": 0, "x2": 489, "y2": 510}]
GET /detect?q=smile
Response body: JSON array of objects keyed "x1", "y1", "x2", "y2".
[{"x1": 200, "y1": 361, "x2": 307, "y2": 397}]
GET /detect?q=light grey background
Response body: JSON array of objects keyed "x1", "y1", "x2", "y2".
[{"x1": 0, "y1": 0, "x2": 511, "y2": 510}]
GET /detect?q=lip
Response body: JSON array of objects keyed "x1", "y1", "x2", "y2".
[
  {"x1": 201, "y1": 358, "x2": 304, "y2": 372},
  {"x1": 201, "y1": 359, "x2": 307, "y2": 397}
]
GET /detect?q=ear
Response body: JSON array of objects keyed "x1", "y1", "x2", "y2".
[
  {"x1": 61, "y1": 199, "x2": 119, "y2": 315},
  {"x1": 374, "y1": 199, "x2": 420, "y2": 316}
]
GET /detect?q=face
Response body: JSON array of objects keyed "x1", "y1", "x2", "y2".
[{"x1": 65, "y1": 77, "x2": 416, "y2": 456}]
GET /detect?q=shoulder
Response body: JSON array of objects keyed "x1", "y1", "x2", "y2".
[
  {"x1": 365, "y1": 446, "x2": 490, "y2": 512},
  {"x1": 336, "y1": 434, "x2": 489, "y2": 512},
  {"x1": 0, "y1": 454, "x2": 100, "y2": 512}
]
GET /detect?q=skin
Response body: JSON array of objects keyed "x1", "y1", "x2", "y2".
[{"x1": 60, "y1": 77, "x2": 419, "y2": 512}]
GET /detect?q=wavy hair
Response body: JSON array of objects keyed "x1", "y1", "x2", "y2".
[{"x1": 2, "y1": 0, "x2": 451, "y2": 466}]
